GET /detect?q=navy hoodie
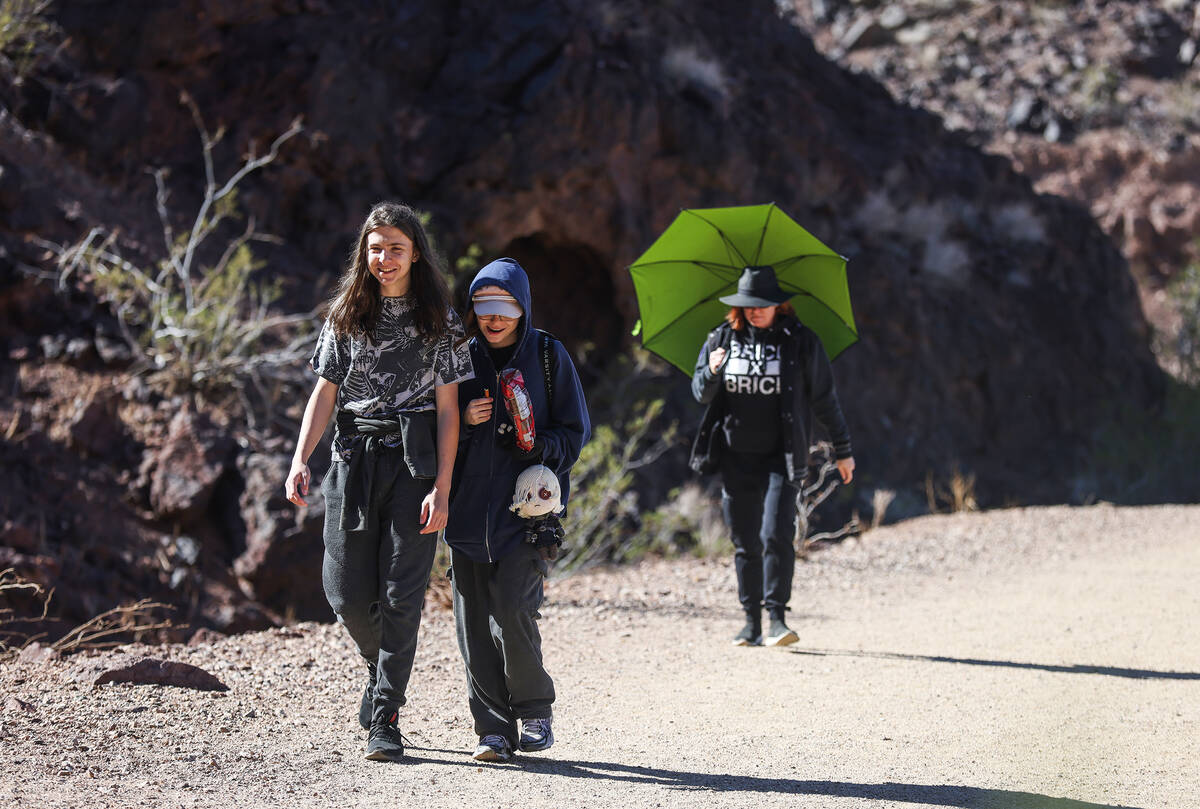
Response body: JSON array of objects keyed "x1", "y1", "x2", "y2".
[{"x1": 444, "y1": 258, "x2": 591, "y2": 563}]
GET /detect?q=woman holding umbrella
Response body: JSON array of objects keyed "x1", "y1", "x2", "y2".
[{"x1": 690, "y1": 265, "x2": 855, "y2": 647}]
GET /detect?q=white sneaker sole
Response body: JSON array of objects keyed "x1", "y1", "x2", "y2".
[{"x1": 764, "y1": 630, "x2": 798, "y2": 647}]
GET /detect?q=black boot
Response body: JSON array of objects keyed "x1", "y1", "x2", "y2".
[{"x1": 732, "y1": 611, "x2": 762, "y2": 646}]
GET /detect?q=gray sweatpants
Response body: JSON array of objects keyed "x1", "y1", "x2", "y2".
[
  {"x1": 321, "y1": 450, "x2": 436, "y2": 714},
  {"x1": 450, "y1": 543, "x2": 554, "y2": 743}
]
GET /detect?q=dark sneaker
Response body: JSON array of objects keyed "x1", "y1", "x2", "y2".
[
  {"x1": 365, "y1": 708, "x2": 405, "y2": 762},
  {"x1": 358, "y1": 661, "x2": 378, "y2": 730},
  {"x1": 764, "y1": 616, "x2": 798, "y2": 647},
  {"x1": 732, "y1": 617, "x2": 762, "y2": 646},
  {"x1": 518, "y1": 717, "x2": 553, "y2": 752},
  {"x1": 472, "y1": 734, "x2": 514, "y2": 762}
]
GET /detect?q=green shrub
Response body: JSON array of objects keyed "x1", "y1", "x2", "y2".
[
  {"x1": 557, "y1": 396, "x2": 678, "y2": 573},
  {"x1": 0, "y1": 0, "x2": 56, "y2": 78},
  {"x1": 44, "y1": 96, "x2": 309, "y2": 429}
]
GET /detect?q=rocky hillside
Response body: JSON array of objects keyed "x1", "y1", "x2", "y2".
[
  {"x1": 785, "y1": 0, "x2": 1200, "y2": 369},
  {"x1": 0, "y1": 0, "x2": 1170, "y2": 637}
]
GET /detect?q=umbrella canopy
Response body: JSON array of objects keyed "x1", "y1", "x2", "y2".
[{"x1": 629, "y1": 203, "x2": 857, "y2": 374}]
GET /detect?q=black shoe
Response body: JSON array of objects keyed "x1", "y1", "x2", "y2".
[
  {"x1": 358, "y1": 661, "x2": 378, "y2": 730},
  {"x1": 764, "y1": 614, "x2": 798, "y2": 647},
  {"x1": 732, "y1": 615, "x2": 762, "y2": 646},
  {"x1": 472, "y1": 734, "x2": 514, "y2": 762},
  {"x1": 365, "y1": 707, "x2": 405, "y2": 762}
]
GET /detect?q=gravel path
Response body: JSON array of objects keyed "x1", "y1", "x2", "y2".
[{"x1": 2, "y1": 503, "x2": 1198, "y2": 809}]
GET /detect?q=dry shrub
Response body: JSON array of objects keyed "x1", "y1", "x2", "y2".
[
  {"x1": 1, "y1": 569, "x2": 177, "y2": 656},
  {"x1": 924, "y1": 467, "x2": 979, "y2": 513},
  {"x1": 39, "y1": 93, "x2": 311, "y2": 431}
]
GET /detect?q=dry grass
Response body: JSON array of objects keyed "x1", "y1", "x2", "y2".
[
  {"x1": 925, "y1": 467, "x2": 979, "y2": 513},
  {"x1": 870, "y1": 487, "x2": 897, "y2": 529}
]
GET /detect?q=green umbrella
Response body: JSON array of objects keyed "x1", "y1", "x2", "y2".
[{"x1": 629, "y1": 203, "x2": 857, "y2": 374}]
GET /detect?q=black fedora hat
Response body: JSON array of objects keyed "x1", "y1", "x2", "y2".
[{"x1": 718, "y1": 265, "x2": 792, "y2": 308}]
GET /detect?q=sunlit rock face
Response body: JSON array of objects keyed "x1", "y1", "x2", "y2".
[{"x1": 0, "y1": 0, "x2": 1165, "y2": 627}]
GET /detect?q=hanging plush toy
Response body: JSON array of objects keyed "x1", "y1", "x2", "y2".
[
  {"x1": 510, "y1": 464, "x2": 563, "y2": 519},
  {"x1": 499, "y1": 368, "x2": 536, "y2": 452},
  {"x1": 511, "y1": 464, "x2": 566, "y2": 561}
]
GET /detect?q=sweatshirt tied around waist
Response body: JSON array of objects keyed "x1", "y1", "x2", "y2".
[{"x1": 333, "y1": 410, "x2": 437, "y2": 532}]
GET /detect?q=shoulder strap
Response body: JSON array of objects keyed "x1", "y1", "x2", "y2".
[
  {"x1": 538, "y1": 330, "x2": 557, "y2": 412},
  {"x1": 707, "y1": 320, "x2": 732, "y2": 345}
]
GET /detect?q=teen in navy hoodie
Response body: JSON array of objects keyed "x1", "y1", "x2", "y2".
[{"x1": 444, "y1": 258, "x2": 590, "y2": 762}]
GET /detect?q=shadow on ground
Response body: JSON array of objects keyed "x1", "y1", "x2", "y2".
[
  {"x1": 790, "y1": 648, "x2": 1200, "y2": 680},
  {"x1": 403, "y1": 748, "x2": 1140, "y2": 808}
]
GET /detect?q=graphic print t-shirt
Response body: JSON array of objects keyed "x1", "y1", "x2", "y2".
[
  {"x1": 310, "y1": 296, "x2": 474, "y2": 460},
  {"x1": 720, "y1": 325, "x2": 783, "y2": 454}
]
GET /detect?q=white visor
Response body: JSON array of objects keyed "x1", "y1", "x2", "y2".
[{"x1": 473, "y1": 294, "x2": 523, "y2": 319}]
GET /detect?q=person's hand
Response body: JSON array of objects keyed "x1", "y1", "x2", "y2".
[
  {"x1": 464, "y1": 390, "x2": 493, "y2": 426},
  {"x1": 419, "y1": 484, "x2": 449, "y2": 534},
  {"x1": 285, "y1": 458, "x2": 311, "y2": 506},
  {"x1": 538, "y1": 544, "x2": 558, "y2": 562},
  {"x1": 708, "y1": 346, "x2": 727, "y2": 374},
  {"x1": 516, "y1": 435, "x2": 545, "y2": 463},
  {"x1": 497, "y1": 424, "x2": 543, "y2": 462},
  {"x1": 836, "y1": 456, "x2": 855, "y2": 485}
]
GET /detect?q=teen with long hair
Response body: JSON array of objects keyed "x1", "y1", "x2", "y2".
[{"x1": 285, "y1": 202, "x2": 473, "y2": 761}]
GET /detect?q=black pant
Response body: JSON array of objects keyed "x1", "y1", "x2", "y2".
[
  {"x1": 451, "y1": 544, "x2": 554, "y2": 744},
  {"x1": 321, "y1": 450, "x2": 436, "y2": 714},
  {"x1": 720, "y1": 450, "x2": 798, "y2": 616}
]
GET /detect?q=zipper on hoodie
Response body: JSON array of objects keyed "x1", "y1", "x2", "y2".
[
  {"x1": 479, "y1": 321, "x2": 525, "y2": 564},
  {"x1": 482, "y1": 367, "x2": 501, "y2": 563}
]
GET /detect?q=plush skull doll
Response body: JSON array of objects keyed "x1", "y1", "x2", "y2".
[{"x1": 510, "y1": 464, "x2": 564, "y2": 519}]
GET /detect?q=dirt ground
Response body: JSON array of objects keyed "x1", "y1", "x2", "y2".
[{"x1": 2, "y1": 503, "x2": 1197, "y2": 809}]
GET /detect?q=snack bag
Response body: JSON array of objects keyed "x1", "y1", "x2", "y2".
[{"x1": 499, "y1": 368, "x2": 536, "y2": 452}]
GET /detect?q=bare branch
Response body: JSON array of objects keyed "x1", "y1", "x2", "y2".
[
  {"x1": 178, "y1": 101, "x2": 303, "y2": 286},
  {"x1": 0, "y1": 568, "x2": 44, "y2": 597},
  {"x1": 150, "y1": 167, "x2": 185, "y2": 285},
  {"x1": 50, "y1": 599, "x2": 176, "y2": 654}
]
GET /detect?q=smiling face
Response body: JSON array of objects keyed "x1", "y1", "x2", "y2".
[
  {"x1": 744, "y1": 305, "x2": 779, "y2": 329},
  {"x1": 366, "y1": 226, "x2": 419, "y2": 297},
  {"x1": 474, "y1": 284, "x2": 522, "y2": 347}
]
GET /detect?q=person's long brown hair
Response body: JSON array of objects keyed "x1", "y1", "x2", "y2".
[
  {"x1": 726, "y1": 301, "x2": 795, "y2": 331},
  {"x1": 326, "y1": 202, "x2": 450, "y2": 339}
]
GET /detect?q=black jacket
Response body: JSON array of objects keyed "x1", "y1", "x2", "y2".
[
  {"x1": 689, "y1": 315, "x2": 852, "y2": 483},
  {"x1": 444, "y1": 259, "x2": 591, "y2": 563}
]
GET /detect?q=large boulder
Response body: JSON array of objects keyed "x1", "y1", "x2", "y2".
[
  {"x1": 147, "y1": 410, "x2": 235, "y2": 525},
  {"x1": 234, "y1": 448, "x2": 328, "y2": 621}
]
